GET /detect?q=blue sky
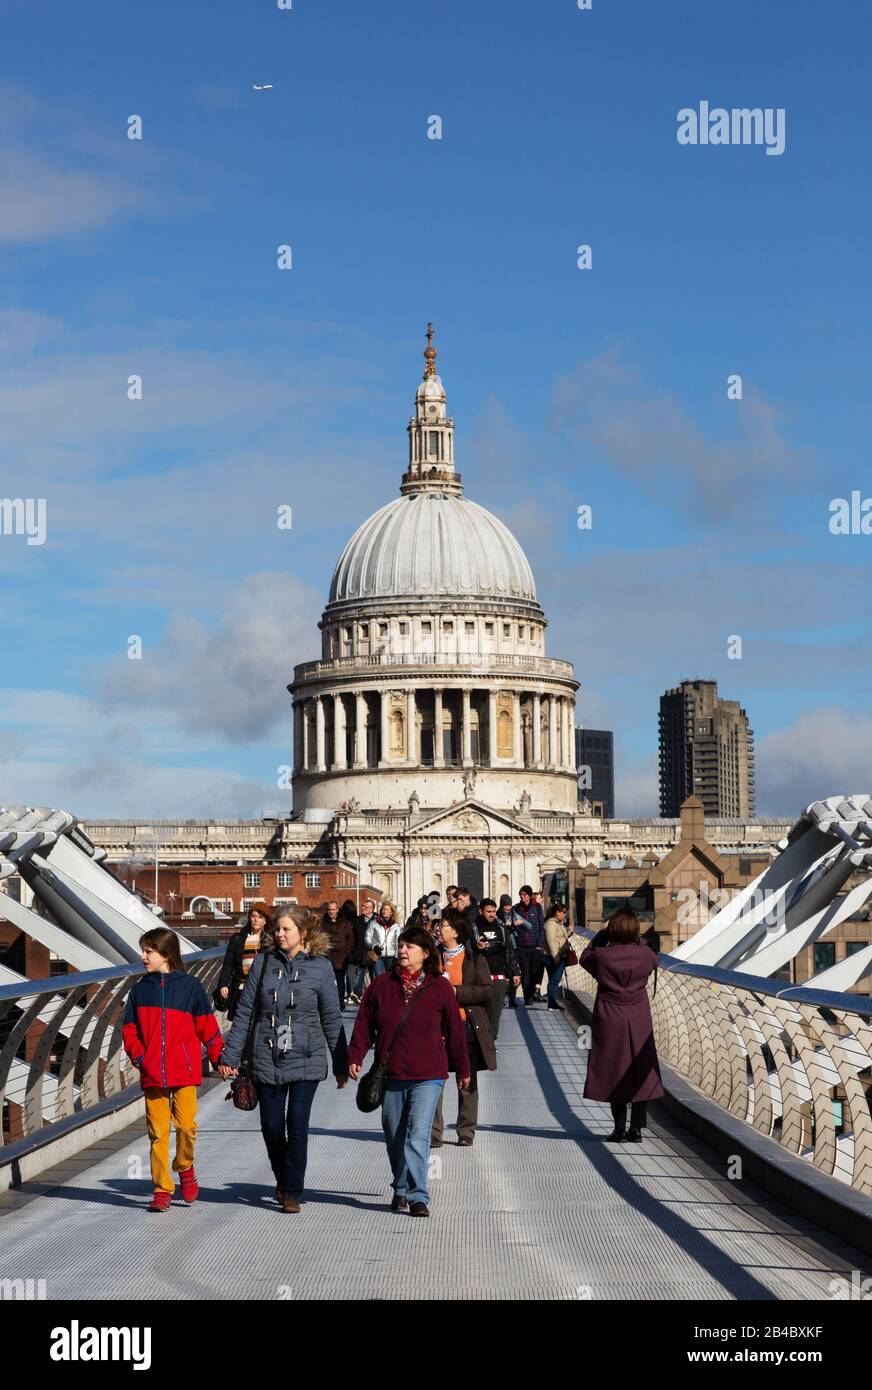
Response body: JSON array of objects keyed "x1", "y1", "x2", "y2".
[{"x1": 1, "y1": 0, "x2": 870, "y2": 818}]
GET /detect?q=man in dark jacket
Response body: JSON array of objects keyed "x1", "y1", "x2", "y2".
[
  {"x1": 321, "y1": 900, "x2": 355, "y2": 1010},
  {"x1": 472, "y1": 899, "x2": 521, "y2": 1038},
  {"x1": 514, "y1": 884, "x2": 546, "y2": 1005},
  {"x1": 455, "y1": 886, "x2": 480, "y2": 929},
  {"x1": 349, "y1": 897, "x2": 378, "y2": 1001},
  {"x1": 496, "y1": 894, "x2": 525, "y2": 1007}
]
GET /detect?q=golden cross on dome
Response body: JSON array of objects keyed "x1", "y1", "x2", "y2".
[{"x1": 423, "y1": 321, "x2": 437, "y2": 377}]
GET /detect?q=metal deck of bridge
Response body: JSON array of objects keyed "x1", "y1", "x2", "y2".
[{"x1": 2, "y1": 1005, "x2": 868, "y2": 1300}]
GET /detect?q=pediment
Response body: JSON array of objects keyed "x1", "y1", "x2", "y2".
[{"x1": 406, "y1": 799, "x2": 536, "y2": 838}]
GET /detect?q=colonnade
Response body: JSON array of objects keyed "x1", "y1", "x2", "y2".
[{"x1": 293, "y1": 685, "x2": 577, "y2": 775}]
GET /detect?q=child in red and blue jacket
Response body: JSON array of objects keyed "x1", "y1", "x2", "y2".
[{"x1": 122, "y1": 928, "x2": 223, "y2": 1212}]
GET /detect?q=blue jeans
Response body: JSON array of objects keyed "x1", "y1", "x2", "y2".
[
  {"x1": 381, "y1": 1079, "x2": 444, "y2": 1204},
  {"x1": 258, "y1": 1079, "x2": 320, "y2": 1197},
  {"x1": 346, "y1": 964, "x2": 367, "y2": 997},
  {"x1": 373, "y1": 956, "x2": 396, "y2": 977},
  {"x1": 546, "y1": 955, "x2": 566, "y2": 1003}
]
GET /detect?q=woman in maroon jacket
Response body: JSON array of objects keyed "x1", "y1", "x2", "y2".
[
  {"x1": 348, "y1": 926, "x2": 470, "y2": 1217},
  {"x1": 580, "y1": 908, "x2": 663, "y2": 1143}
]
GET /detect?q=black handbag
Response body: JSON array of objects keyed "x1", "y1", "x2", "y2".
[
  {"x1": 226, "y1": 956, "x2": 267, "y2": 1112},
  {"x1": 356, "y1": 981, "x2": 432, "y2": 1113}
]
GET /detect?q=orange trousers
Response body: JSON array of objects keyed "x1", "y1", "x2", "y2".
[{"x1": 143, "y1": 1086, "x2": 198, "y2": 1194}]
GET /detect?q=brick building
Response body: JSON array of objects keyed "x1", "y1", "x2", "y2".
[{"x1": 113, "y1": 859, "x2": 378, "y2": 918}]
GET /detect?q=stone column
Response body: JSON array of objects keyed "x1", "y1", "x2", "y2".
[
  {"x1": 488, "y1": 689, "x2": 497, "y2": 766},
  {"x1": 548, "y1": 696, "x2": 558, "y2": 768},
  {"x1": 433, "y1": 687, "x2": 444, "y2": 767},
  {"x1": 354, "y1": 692, "x2": 367, "y2": 768},
  {"x1": 332, "y1": 693, "x2": 347, "y2": 770},
  {"x1": 556, "y1": 697, "x2": 565, "y2": 768},
  {"x1": 568, "y1": 699, "x2": 577, "y2": 772},
  {"x1": 462, "y1": 687, "x2": 472, "y2": 765},
  {"x1": 302, "y1": 701, "x2": 310, "y2": 770},
  {"x1": 293, "y1": 701, "x2": 304, "y2": 773},
  {"x1": 532, "y1": 692, "x2": 542, "y2": 767},
  {"x1": 380, "y1": 689, "x2": 389, "y2": 765},
  {"x1": 406, "y1": 688, "x2": 417, "y2": 764},
  {"x1": 513, "y1": 692, "x2": 522, "y2": 764},
  {"x1": 315, "y1": 696, "x2": 326, "y2": 772}
]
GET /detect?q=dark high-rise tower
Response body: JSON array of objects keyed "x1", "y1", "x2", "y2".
[
  {"x1": 658, "y1": 679, "x2": 754, "y2": 817},
  {"x1": 575, "y1": 728, "x2": 615, "y2": 818}
]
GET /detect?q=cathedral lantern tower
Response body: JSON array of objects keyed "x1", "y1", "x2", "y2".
[{"x1": 403, "y1": 323, "x2": 461, "y2": 497}]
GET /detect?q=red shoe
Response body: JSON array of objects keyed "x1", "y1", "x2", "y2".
[
  {"x1": 179, "y1": 1167, "x2": 199, "y2": 1203},
  {"x1": 147, "y1": 1191, "x2": 172, "y2": 1212}
]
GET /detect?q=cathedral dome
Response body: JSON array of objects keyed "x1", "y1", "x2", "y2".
[{"x1": 327, "y1": 491, "x2": 538, "y2": 607}]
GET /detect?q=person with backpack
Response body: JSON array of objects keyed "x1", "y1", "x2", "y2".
[{"x1": 122, "y1": 928, "x2": 224, "y2": 1212}]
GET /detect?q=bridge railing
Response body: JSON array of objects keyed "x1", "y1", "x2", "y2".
[
  {"x1": 569, "y1": 933, "x2": 872, "y2": 1194},
  {"x1": 0, "y1": 949, "x2": 224, "y2": 1154}
]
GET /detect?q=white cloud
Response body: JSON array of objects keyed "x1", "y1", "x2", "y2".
[
  {"x1": 0, "y1": 150, "x2": 149, "y2": 244},
  {"x1": 0, "y1": 755, "x2": 280, "y2": 820},
  {"x1": 755, "y1": 707, "x2": 872, "y2": 816},
  {"x1": 97, "y1": 570, "x2": 321, "y2": 743},
  {"x1": 549, "y1": 345, "x2": 822, "y2": 526},
  {"x1": 613, "y1": 753, "x2": 660, "y2": 818}
]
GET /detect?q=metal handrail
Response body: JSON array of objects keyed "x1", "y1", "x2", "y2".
[
  {"x1": 588, "y1": 934, "x2": 872, "y2": 1019},
  {"x1": 0, "y1": 949, "x2": 225, "y2": 1155},
  {"x1": 0, "y1": 947, "x2": 225, "y2": 1004}
]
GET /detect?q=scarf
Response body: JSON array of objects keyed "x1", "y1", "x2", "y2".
[{"x1": 398, "y1": 966, "x2": 425, "y2": 1002}]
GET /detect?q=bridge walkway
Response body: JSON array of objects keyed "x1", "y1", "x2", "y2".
[{"x1": 2, "y1": 1005, "x2": 868, "y2": 1300}]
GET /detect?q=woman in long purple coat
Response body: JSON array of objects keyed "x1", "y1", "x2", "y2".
[{"x1": 580, "y1": 908, "x2": 663, "y2": 1143}]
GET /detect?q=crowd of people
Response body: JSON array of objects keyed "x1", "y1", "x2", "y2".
[
  {"x1": 121, "y1": 884, "x2": 663, "y2": 1218},
  {"x1": 289, "y1": 883, "x2": 573, "y2": 1015}
]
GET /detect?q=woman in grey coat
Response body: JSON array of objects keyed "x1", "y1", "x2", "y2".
[{"x1": 219, "y1": 905, "x2": 349, "y2": 1212}]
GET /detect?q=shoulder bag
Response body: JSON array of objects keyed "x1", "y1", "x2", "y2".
[
  {"x1": 226, "y1": 954, "x2": 268, "y2": 1112},
  {"x1": 356, "y1": 980, "x2": 432, "y2": 1113}
]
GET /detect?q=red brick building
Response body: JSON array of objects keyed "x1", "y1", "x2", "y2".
[{"x1": 113, "y1": 859, "x2": 377, "y2": 916}]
